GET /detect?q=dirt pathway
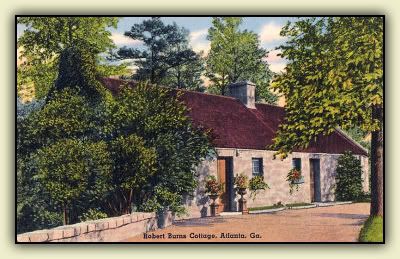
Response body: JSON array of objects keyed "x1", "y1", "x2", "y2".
[{"x1": 123, "y1": 203, "x2": 370, "y2": 242}]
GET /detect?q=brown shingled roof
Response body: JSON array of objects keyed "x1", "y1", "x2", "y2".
[{"x1": 101, "y1": 78, "x2": 368, "y2": 156}]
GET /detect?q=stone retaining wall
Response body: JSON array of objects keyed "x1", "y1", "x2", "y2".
[{"x1": 17, "y1": 211, "x2": 173, "y2": 242}]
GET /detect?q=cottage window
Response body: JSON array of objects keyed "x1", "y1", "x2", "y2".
[
  {"x1": 252, "y1": 158, "x2": 263, "y2": 176},
  {"x1": 292, "y1": 158, "x2": 301, "y2": 171}
]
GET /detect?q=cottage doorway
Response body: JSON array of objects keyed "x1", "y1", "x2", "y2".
[
  {"x1": 310, "y1": 159, "x2": 321, "y2": 202},
  {"x1": 217, "y1": 157, "x2": 234, "y2": 213}
]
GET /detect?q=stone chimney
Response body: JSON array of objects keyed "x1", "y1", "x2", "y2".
[{"x1": 227, "y1": 81, "x2": 256, "y2": 109}]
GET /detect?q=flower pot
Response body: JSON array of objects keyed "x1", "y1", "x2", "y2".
[
  {"x1": 208, "y1": 194, "x2": 220, "y2": 217},
  {"x1": 238, "y1": 188, "x2": 247, "y2": 195},
  {"x1": 237, "y1": 188, "x2": 248, "y2": 214},
  {"x1": 209, "y1": 194, "x2": 219, "y2": 201}
]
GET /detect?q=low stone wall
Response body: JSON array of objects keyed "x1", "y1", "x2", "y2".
[{"x1": 17, "y1": 211, "x2": 173, "y2": 242}]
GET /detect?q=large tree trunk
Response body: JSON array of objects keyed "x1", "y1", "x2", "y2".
[{"x1": 370, "y1": 106, "x2": 383, "y2": 216}]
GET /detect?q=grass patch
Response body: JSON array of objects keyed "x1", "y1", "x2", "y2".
[
  {"x1": 248, "y1": 204, "x2": 285, "y2": 211},
  {"x1": 285, "y1": 202, "x2": 314, "y2": 207},
  {"x1": 359, "y1": 216, "x2": 383, "y2": 242}
]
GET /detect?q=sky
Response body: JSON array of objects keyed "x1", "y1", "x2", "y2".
[
  {"x1": 17, "y1": 16, "x2": 296, "y2": 73},
  {"x1": 109, "y1": 17, "x2": 294, "y2": 73}
]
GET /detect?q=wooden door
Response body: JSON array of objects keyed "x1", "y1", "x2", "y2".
[{"x1": 217, "y1": 158, "x2": 227, "y2": 213}]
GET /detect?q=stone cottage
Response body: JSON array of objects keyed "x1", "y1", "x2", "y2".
[{"x1": 103, "y1": 79, "x2": 369, "y2": 218}]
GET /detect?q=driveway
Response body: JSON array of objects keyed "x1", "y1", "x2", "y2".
[{"x1": 123, "y1": 203, "x2": 370, "y2": 242}]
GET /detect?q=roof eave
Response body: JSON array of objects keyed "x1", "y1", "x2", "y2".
[{"x1": 335, "y1": 127, "x2": 369, "y2": 156}]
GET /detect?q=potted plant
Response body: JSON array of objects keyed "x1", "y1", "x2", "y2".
[
  {"x1": 205, "y1": 175, "x2": 223, "y2": 216},
  {"x1": 234, "y1": 173, "x2": 249, "y2": 214},
  {"x1": 286, "y1": 168, "x2": 304, "y2": 194},
  {"x1": 249, "y1": 176, "x2": 270, "y2": 201}
]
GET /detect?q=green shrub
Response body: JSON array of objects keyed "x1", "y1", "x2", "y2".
[
  {"x1": 139, "y1": 186, "x2": 187, "y2": 216},
  {"x1": 354, "y1": 192, "x2": 371, "y2": 203},
  {"x1": 335, "y1": 151, "x2": 364, "y2": 201},
  {"x1": 79, "y1": 208, "x2": 108, "y2": 222}
]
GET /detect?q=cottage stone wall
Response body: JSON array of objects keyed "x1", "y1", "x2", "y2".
[
  {"x1": 318, "y1": 153, "x2": 337, "y2": 201},
  {"x1": 183, "y1": 148, "x2": 369, "y2": 218},
  {"x1": 216, "y1": 149, "x2": 312, "y2": 207}
]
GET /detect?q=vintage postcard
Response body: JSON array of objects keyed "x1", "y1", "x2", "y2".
[{"x1": 16, "y1": 16, "x2": 384, "y2": 243}]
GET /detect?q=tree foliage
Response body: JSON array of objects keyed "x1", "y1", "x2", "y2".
[
  {"x1": 117, "y1": 17, "x2": 204, "y2": 90},
  {"x1": 270, "y1": 17, "x2": 383, "y2": 216},
  {"x1": 108, "y1": 134, "x2": 157, "y2": 215},
  {"x1": 343, "y1": 126, "x2": 371, "y2": 151},
  {"x1": 18, "y1": 17, "x2": 118, "y2": 58},
  {"x1": 17, "y1": 43, "x2": 214, "y2": 230},
  {"x1": 271, "y1": 17, "x2": 383, "y2": 157},
  {"x1": 17, "y1": 46, "x2": 116, "y2": 228},
  {"x1": 17, "y1": 153, "x2": 63, "y2": 233},
  {"x1": 108, "y1": 83, "x2": 215, "y2": 213},
  {"x1": 35, "y1": 139, "x2": 112, "y2": 225},
  {"x1": 18, "y1": 64, "x2": 115, "y2": 225},
  {"x1": 206, "y1": 17, "x2": 277, "y2": 103},
  {"x1": 17, "y1": 98, "x2": 62, "y2": 233},
  {"x1": 20, "y1": 89, "x2": 98, "y2": 151},
  {"x1": 49, "y1": 45, "x2": 107, "y2": 101},
  {"x1": 17, "y1": 58, "x2": 58, "y2": 100},
  {"x1": 79, "y1": 208, "x2": 108, "y2": 222},
  {"x1": 17, "y1": 17, "x2": 122, "y2": 99},
  {"x1": 335, "y1": 151, "x2": 364, "y2": 201}
]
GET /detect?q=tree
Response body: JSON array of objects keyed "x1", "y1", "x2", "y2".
[
  {"x1": 17, "y1": 57, "x2": 58, "y2": 100},
  {"x1": 17, "y1": 17, "x2": 123, "y2": 99},
  {"x1": 17, "y1": 46, "x2": 114, "y2": 227},
  {"x1": 17, "y1": 40, "x2": 213, "y2": 232},
  {"x1": 17, "y1": 99, "x2": 62, "y2": 233},
  {"x1": 270, "y1": 17, "x2": 383, "y2": 216},
  {"x1": 35, "y1": 139, "x2": 112, "y2": 225},
  {"x1": 108, "y1": 82, "x2": 214, "y2": 214},
  {"x1": 48, "y1": 45, "x2": 108, "y2": 102},
  {"x1": 343, "y1": 126, "x2": 371, "y2": 150},
  {"x1": 19, "y1": 88, "x2": 114, "y2": 225},
  {"x1": 335, "y1": 151, "x2": 364, "y2": 201},
  {"x1": 22, "y1": 89, "x2": 98, "y2": 150},
  {"x1": 117, "y1": 17, "x2": 204, "y2": 89},
  {"x1": 108, "y1": 134, "x2": 157, "y2": 215},
  {"x1": 206, "y1": 17, "x2": 277, "y2": 103},
  {"x1": 161, "y1": 52, "x2": 206, "y2": 91}
]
